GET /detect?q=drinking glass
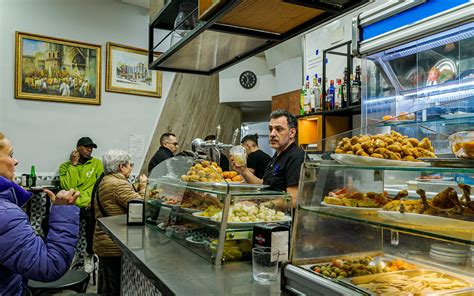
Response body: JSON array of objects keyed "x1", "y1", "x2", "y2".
[
  {"x1": 252, "y1": 247, "x2": 279, "y2": 284},
  {"x1": 230, "y1": 145, "x2": 247, "y2": 166},
  {"x1": 174, "y1": 2, "x2": 197, "y2": 37}
]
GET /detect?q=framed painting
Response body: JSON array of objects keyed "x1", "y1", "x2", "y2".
[
  {"x1": 15, "y1": 32, "x2": 101, "y2": 105},
  {"x1": 106, "y1": 42, "x2": 162, "y2": 98}
]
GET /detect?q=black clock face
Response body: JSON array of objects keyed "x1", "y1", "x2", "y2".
[{"x1": 239, "y1": 71, "x2": 257, "y2": 89}]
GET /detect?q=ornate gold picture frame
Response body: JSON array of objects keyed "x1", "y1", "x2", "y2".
[
  {"x1": 15, "y1": 32, "x2": 101, "y2": 105},
  {"x1": 106, "y1": 42, "x2": 162, "y2": 98}
]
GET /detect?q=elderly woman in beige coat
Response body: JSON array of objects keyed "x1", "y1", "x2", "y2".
[{"x1": 93, "y1": 149, "x2": 147, "y2": 295}]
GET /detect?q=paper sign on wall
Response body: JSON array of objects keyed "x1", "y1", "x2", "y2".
[{"x1": 129, "y1": 134, "x2": 145, "y2": 158}]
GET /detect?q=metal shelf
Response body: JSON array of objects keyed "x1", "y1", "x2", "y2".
[{"x1": 149, "y1": 0, "x2": 370, "y2": 75}]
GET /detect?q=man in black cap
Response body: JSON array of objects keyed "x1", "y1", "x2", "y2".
[{"x1": 59, "y1": 136, "x2": 103, "y2": 268}]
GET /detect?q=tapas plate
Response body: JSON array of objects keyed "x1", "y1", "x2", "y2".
[
  {"x1": 440, "y1": 112, "x2": 474, "y2": 120},
  {"x1": 378, "y1": 211, "x2": 474, "y2": 230},
  {"x1": 185, "y1": 236, "x2": 206, "y2": 245},
  {"x1": 418, "y1": 157, "x2": 474, "y2": 168},
  {"x1": 192, "y1": 211, "x2": 211, "y2": 219},
  {"x1": 183, "y1": 181, "x2": 269, "y2": 192},
  {"x1": 320, "y1": 202, "x2": 380, "y2": 215},
  {"x1": 383, "y1": 119, "x2": 416, "y2": 125},
  {"x1": 414, "y1": 176, "x2": 454, "y2": 182},
  {"x1": 331, "y1": 154, "x2": 431, "y2": 167},
  {"x1": 209, "y1": 215, "x2": 292, "y2": 226},
  {"x1": 180, "y1": 207, "x2": 200, "y2": 213}
]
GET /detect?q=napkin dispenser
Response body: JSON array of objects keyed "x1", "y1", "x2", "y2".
[
  {"x1": 127, "y1": 199, "x2": 144, "y2": 225},
  {"x1": 253, "y1": 223, "x2": 290, "y2": 262}
]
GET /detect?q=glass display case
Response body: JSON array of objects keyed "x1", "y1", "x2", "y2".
[
  {"x1": 283, "y1": 160, "x2": 474, "y2": 295},
  {"x1": 145, "y1": 156, "x2": 292, "y2": 266},
  {"x1": 283, "y1": 106, "x2": 474, "y2": 294},
  {"x1": 361, "y1": 22, "x2": 474, "y2": 128}
]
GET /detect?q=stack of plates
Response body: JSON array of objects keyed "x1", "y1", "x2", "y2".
[{"x1": 429, "y1": 243, "x2": 469, "y2": 264}]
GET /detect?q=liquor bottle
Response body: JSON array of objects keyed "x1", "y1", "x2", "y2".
[
  {"x1": 311, "y1": 74, "x2": 320, "y2": 112},
  {"x1": 304, "y1": 76, "x2": 311, "y2": 114},
  {"x1": 351, "y1": 66, "x2": 361, "y2": 105},
  {"x1": 342, "y1": 68, "x2": 348, "y2": 108},
  {"x1": 335, "y1": 79, "x2": 342, "y2": 109},
  {"x1": 299, "y1": 78, "x2": 306, "y2": 115},
  {"x1": 30, "y1": 165, "x2": 37, "y2": 187},
  {"x1": 328, "y1": 80, "x2": 335, "y2": 110},
  {"x1": 317, "y1": 77, "x2": 323, "y2": 111},
  {"x1": 356, "y1": 65, "x2": 362, "y2": 103}
]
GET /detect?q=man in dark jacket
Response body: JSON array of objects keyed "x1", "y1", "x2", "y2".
[
  {"x1": 0, "y1": 132, "x2": 80, "y2": 295},
  {"x1": 148, "y1": 133, "x2": 179, "y2": 174}
]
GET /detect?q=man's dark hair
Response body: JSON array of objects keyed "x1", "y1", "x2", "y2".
[
  {"x1": 160, "y1": 133, "x2": 176, "y2": 145},
  {"x1": 269, "y1": 109, "x2": 297, "y2": 130},
  {"x1": 204, "y1": 135, "x2": 216, "y2": 141},
  {"x1": 241, "y1": 134, "x2": 259, "y2": 146}
]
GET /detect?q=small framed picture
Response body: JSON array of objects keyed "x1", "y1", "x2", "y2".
[{"x1": 106, "y1": 42, "x2": 162, "y2": 98}]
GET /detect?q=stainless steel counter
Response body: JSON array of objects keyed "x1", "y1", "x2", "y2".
[{"x1": 99, "y1": 215, "x2": 282, "y2": 295}]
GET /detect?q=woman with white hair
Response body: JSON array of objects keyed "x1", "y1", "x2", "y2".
[{"x1": 92, "y1": 149, "x2": 147, "y2": 295}]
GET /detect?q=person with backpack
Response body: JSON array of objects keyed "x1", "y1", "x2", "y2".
[{"x1": 92, "y1": 149, "x2": 147, "y2": 295}]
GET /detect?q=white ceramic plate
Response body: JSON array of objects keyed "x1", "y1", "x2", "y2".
[
  {"x1": 378, "y1": 211, "x2": 474, "y2": 230},
  {"x1": 320, "y1": 201, "x2": 380, "y2": 215},
  {"x1": 415, "y1": 176, "x2": 454, "y2": 182},
  {"x1": 429, "y1": 251, "x2": 467, "y2": 264},
  {"x1": 185, "y1": 236, "x2": 206, "y2": 245},
  {"x1": 440, "y1": 112, "x2": 474, "y2": 119},
  {"x1": 180, "y1": 207, "x2": 201, "y2": 213},
  {"x1": 192, "y1": 211, "x2": 211, "y2": 219},
  {"x1": 384, "y1": 119, "x2": 416, "y2": 125},
  {"x1": 209, "y1": 215, "x2": 292, "y2": 226},
  {"x1": 431, "y1": 243, "x2": 470, "y2": 255},
  {"x1": 430, "y1": 248, "x2": 468, "y2": 258},
  {"x1": 331, "y1": 154, "x2": 431, "y2": 167}
]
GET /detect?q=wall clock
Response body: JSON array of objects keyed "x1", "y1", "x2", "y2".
[{"x1": 239, "y1": 71, "x2": 257, "y2": 89}]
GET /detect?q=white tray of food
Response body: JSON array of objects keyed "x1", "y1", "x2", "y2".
[
  {"x1": 331, "y1": 154, "x2": 431, "y2": 167},
  {"x1": 378, "y1": 210, "x2": 474, "y2": 230}
]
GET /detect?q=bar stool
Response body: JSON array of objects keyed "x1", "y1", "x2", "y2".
[{"x1": 27, "y1": 270, "x2": 90, "y2": 295}]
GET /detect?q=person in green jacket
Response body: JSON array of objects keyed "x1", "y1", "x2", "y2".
[
  {"x1": 59, "y1": 136, "x2": 103, "y2": 269},
  {"x1": 59, "y1": 137, "x2": 103, "y2": 207}
]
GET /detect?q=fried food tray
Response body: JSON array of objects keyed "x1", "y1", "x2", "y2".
[
  {"x1": 350, "y1": 269, "x2": 473, "y2": 295},
  {"x1": 298, "y1": 256, "x2": 473, "y2": 295}
]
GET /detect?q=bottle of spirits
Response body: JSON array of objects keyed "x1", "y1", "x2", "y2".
[
  {"x1": 351, "y1": 66, "x2": 361, "y2": 105},
  {"x1": 317, "y1": 77, "x2": 323, "y2": 111},
  {"x1": 311, "y1": 74, "x2": 320, "y2": 112},
  {"x1": 30, "y1": 165, "x2": 37, "y2": 187},
  {"x1": 342, "y1": 68, "x2": 348, "y2": 108},
  {"x1": 328, "y1": 80, "x2": 335, "y2": 110},
  {"x1": 335, "y1": 79, "x2": 342, "y2": 109},
  {"x1": 300, "y1": 77, "x2": 306, "y2": 115},
  {"x1": 304, "y1": 76, "x2": 311, "y2": 114}
]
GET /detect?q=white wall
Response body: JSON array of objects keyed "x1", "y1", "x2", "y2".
[
  {"x1": 304, "y1": 0, "x2": 388, "y2": 81},
  {"x1": 0, "y1": 0, "x2": 174, "y2": 176},
  {"x1": 275, "y1": 56, "x2": 303, "y2": 95},
  {"x1": 219, "y1": 56, "x2": 275, "y2": 103}
]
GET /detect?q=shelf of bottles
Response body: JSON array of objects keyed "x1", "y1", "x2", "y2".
[{"x1": 299, "y1": 41, "x2": 361, "y2": 117}]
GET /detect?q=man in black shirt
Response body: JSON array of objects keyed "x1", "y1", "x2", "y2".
[
  {"x1": 241, "y1": 134, "x2": 271, "y2": 179},
  {"x1": 233, "y1": 110, "x2": 305, "y2": 207},
  {"x1": 148, "y1": 133, "x2": 179, "y2": 174}
]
